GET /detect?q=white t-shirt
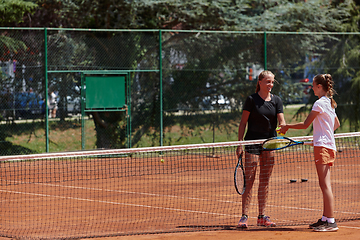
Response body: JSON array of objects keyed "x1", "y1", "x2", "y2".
[
  {"x1": 312, "y1": 96, "x2": 337, "y2": 151},
  {"x1": 48, "y1": 92, "x2": 57, "y2": 109}
]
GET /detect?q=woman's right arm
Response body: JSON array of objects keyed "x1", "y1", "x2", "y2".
[
  {"x1": 237, "y1": 110, "x2": 250, "y2": 157},
  {"x1": 238, "y1": 110, "x2": 250, "y2": 141}
]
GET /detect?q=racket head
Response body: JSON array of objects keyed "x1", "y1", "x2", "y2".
[
  {"x1": 262, "y1": 137, "x2": 293, "y2": 150},
  {"x1": 234, "y1": 153, "x2": 245, "y2": 195}
]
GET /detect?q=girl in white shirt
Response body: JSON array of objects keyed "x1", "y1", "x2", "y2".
[{"x1": 280, "y1": 74, "x2": 340, "y2": 232}]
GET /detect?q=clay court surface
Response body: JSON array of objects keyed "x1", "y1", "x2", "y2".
[
  {"x1": 1, "y1": 143, "x2": 359, "y2": 239},
  {"x1": 2, "y1": 221, "x2": 360, "y2": 240},
  {"x1": 108, "y1": 220, "x2": 360, "y2": 240}
]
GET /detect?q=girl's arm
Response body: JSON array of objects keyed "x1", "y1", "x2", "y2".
[
  {"x1": 280, "y1": 110, "x2": 319, "y2": 133},
  {"x1": 334, "y1": 116, "x2": 340, "y2": 131}
]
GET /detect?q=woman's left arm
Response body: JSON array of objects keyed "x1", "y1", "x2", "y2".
[
  {"x1": 276, "y1": 96, "x2": 286, "y2": 127},
  {"x1": 277, "y1": 112, "x2": 286, "y2": 127}
]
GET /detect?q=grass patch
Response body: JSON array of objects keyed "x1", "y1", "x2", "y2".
[
  {"x1": 2, "y1": 105, "x2": 353, "y2": 153},
  {"x1": 4, "y1": 118, "x2": 97, "y2": 154}
]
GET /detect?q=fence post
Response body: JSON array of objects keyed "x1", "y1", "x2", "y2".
[
  {"x1": 81, "y1": 73, "x2": 85, "y2": 150},
  {"x1": 44, "y1": 28, "x2": 49, "y2": 152},
  {"x1": 264, "y1": 31, "x2": 267, "y2": 70},
  {"x1": 159, "y1": 29, "x2": 163, "y2": 146}
]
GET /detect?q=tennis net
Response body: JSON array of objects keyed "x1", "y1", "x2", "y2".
[{"x1": 1, "y1": 132, "x2": 359, "y2": 239}]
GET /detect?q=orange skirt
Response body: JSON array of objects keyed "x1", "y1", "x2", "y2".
[{"x1": 314, "y1": 146, "x2": 336, "y2": 166}]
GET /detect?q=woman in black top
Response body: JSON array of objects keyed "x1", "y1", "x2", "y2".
[{"x1": 236, "y1": 70, "x2": 286, "y2": 228}]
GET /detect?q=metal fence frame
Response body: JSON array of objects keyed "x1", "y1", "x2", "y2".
[{"x1": 1, "y1": 27, "x2": 359, "y2": 153}]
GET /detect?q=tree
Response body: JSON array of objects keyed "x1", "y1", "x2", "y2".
[
  {"x1": 0, "y1": 0, "x2": 38, "y2": 155},
  {"x1": 0, "y1": 0, "x2": 37, "y2": 25},
  {"x1": 4, "y1": 0, "x2": 358, "y2": 148},
  {"x1": 0, "y1": 0, "x2": 37, "y2": 63},
  {"x1": 291, "y1": 1, "x2": 360, "y2": 132},
  {"x1": 321, "y1": 1, "x2": 360, "y2": 131}
]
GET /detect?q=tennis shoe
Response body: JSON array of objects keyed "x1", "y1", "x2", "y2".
[
  {"x1": 309, "y1": 219, "x2": 326, "y2": 229},
  {"x1": 313, "y1": 221, "x2": 339, "y2": 232},
  {"x1": 237, "y1": 215, "x2": 248, "y2": 228},
  {"x1": 257, "y1": 215, "x2": 276, "y2": 227}
]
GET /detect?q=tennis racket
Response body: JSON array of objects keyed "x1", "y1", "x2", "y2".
[
  {"x1": 262, "y1": 136, "x2": 311, "y2": 151},
  {"x1": 234, "y1": 152, "x2": 246, "y2": 195}
]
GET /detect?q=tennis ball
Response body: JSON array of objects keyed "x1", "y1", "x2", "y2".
[
  {"x1": 276, "y1": 127, "x2": 284, "y2": 136},
  {"x1": 160, "y1": 159, "x2": 164, "y2": 163}
]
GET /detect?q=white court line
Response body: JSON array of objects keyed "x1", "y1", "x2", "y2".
[
  {"x1": 2, "y1": 181, "x2": 359, "y2": 217},
  {"x1": 2, "y1": 180, "x2": 237, "y2": 204},
  {"x1": 0, "y1": 189, "x2": 241, "y2": 218},
  {"x1": 267, "y1": 203, "x2": 359, "y2": 215},
  {"x1": 37, "y1": 182, "x2": 360, "y2": 215},
  {"x1": 340, "y1": 226, "x2": 360, "y2": 230}
]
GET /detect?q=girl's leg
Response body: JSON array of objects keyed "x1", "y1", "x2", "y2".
[
  {"x1": 258, "y1": 151, "x2": 275, "y2": 215},
  {"x1": 315, "y1": 164, "x2": 334, "y2": 218},
  {"x1": 242, "y1": 151, "x2": 258, "y2": 215}
]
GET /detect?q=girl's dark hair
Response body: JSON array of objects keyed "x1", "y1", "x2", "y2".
[
  {"x1": 313, "y1": 74, "x2": 337, "y2": 108},
  {"x1": 255, "y1": 70, "x2": 275, "y2": 93}
]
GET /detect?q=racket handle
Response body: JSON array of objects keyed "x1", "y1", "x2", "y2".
[{"x1": 303, "y1": 142, "x2": 313, "y2": 146}]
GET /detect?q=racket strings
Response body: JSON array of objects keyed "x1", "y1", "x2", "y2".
[{"x1": 263, "y1": 139, "x2": 291, "y2": 150}]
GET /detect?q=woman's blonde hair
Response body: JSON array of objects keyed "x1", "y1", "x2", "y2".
[
  {"x1": 313, "y1": 74, "x2": 337, "y2": 108},
  {"x1": 255, "y1": 70, "x2": 275, "y2": 93}
]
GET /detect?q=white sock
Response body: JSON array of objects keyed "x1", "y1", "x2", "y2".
[
  {"x1": 321, "y1": 216, "x2": 327, "y2": 222},
  {"x1": 327, "y1": 217, "x2": 335, "y2": 223}
]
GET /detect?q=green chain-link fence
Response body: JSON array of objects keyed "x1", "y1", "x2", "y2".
[{"x1": 0, "y1": 28, "x2": 358, "y2": 155}]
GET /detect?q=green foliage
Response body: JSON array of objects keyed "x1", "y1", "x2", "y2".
[
  {"x1": 0, "y1": 0, "x2": 37, "y2": 25},
  {"x1": 314, "y1": 2, "x2": 360, "y2": 131},
  {"x1": 322, "y1": 34, "x2": 360, "y2": 131},
  {"x1": 2, "y1": 0, "x2": 360, "y2": 151},
  {"x1": 254, "y1": 0, "x2": 349, "y2": 32},
  {"x1": 0, "y1": 35, "x2": 27, "y2": 57},
  {"x1": 10, "y1": 0, "x2": 349, "y2": 31}
]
